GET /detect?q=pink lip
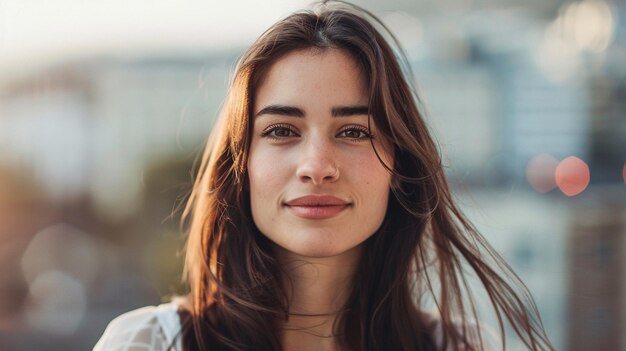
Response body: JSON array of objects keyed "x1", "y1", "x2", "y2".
[{"x1": 285, "y1": 195, "x2": 351, "y2": 220}]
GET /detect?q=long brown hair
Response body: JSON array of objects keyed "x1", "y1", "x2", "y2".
[{"x1": 178, "y1": 1, "x2": 554, "y2": 350}]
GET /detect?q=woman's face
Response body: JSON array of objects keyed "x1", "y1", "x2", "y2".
[{"x1": 248, "y1": 48, "x2": 393, "y2": 259}]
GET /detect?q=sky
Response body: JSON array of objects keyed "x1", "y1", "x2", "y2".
[{"x1": 0, "y1": 0, "x2": 310, "y2": 78}]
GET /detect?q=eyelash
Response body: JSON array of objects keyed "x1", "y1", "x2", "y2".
[
  {"x1": 260, "y1": 123, "x2": 299, "y2": 139},
  {"x1": 260, "y1": 124, "x2": 375, "y2": 141},
  {"x1": 337, "y1": 125, "x2": 375, "y2": 141}
]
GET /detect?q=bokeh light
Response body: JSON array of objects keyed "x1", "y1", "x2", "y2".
[
  {"x1": 536, "y1": 18, "x2": 581, "y2": 82},
  {"x1": 526, "y1": 154, "x2": 559, "y2": 193},
  {"x1": 20, "y1": 223, "x2": 98, "y2": 335},
  {"x1": 535, "y1": 0, "x2": 615, "y2": 82},
  {"x1": 555, "y1": 156, "x2": 590, "y2": 196},
  {"x1": 25, "y1": 270, "x2": 86, "y2": 335},
  {"x1": 566, "y1": 0, "x2": 615, "y2": 52},
  {"x1": 21, "y1": 223, "x2": 100, "y2": 288}
]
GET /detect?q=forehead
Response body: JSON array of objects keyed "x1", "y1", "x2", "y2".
[{"x1": 253, "y1": 48, "x2": 368, "y2": 111}]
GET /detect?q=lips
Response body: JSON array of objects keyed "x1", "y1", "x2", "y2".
[{"x1": 285, "y1": 195, "x2": 351, "y2": 219}]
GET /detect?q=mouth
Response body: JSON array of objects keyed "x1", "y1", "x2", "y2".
[
  {"x1": 284, "y1": 195, "x2": 352, "y2": 220},
  {"x1": 285, "y1": 204, "x2": 350, "y2": 220}
]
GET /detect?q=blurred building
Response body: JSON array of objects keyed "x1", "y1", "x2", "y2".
[
  {"x1": 0, "y1": 55, "x2": 232, "y2": 222},
  {"x1": 589, "y1": 75, "x2": 626, "y2": 183},
  {"x1": 0, "y1": 57, "x2": 234, "y2": 350},
  {"x1": 568, "y1": 188, "x2": 626, "y2": 351},
  {"x1": 460, "y1": 188, "x2": 570, "y2": 350}
]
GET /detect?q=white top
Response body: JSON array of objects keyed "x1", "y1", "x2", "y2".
[
  {"x1": 94, "y1": 300, "x2": 499, "y2": 351},
  {"x1": 94, "y1": 301, "x2": 184, "y2": 351}
]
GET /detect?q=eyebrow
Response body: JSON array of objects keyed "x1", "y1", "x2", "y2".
[{"x1": 254, "y1": 104, "x2": 369, "y2": 118}]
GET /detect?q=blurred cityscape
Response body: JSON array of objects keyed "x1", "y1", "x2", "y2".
[{"x1": 1, "y1": 0, "x2": 625, "y2": 350}]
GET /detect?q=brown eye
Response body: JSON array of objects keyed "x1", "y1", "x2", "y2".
[
  {"x1": 342, "y1": 129, "x2": 364, "y2": 138},
  {"x1": 273, "y1": 128, "x2": 293, "y2": 137},
  {"x1": 261, "y1": 124, "x2": 299, "y2": 139},
  {"x1": 337, "y1": 126, "x2": 372, "y2": 140}
]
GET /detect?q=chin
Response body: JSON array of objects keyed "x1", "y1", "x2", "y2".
[
  {"x1": 289, "y1": 246, "x2": 345, "y2": 259},
  {"x1": 273, "y1": 237, "x2": 363, "y2": 260}
]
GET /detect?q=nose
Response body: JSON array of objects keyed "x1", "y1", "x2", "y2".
[{"x1": 296, "y1": 138, "x2": 340, "y2": 185}]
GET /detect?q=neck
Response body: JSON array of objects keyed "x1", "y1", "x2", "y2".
[{"x1": 275, "y1": 245, "x2": 362, "y2": 351}]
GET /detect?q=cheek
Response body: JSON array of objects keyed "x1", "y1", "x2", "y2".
[
  {"x1": 248, "y1": 150, "x2": 269, "y2": 199},
  {"x1": 346, "y1": 151, "x2": 393, "y2": 217},
  {"x1": 247, "y1": 146, "x2": 290, "y2": 206},
  {"x1": 247, "y1": 150, "x2": 270, "y2": 230},
  {"x1": 350, "y1": 147, "x2": 393, "y2": 186}
]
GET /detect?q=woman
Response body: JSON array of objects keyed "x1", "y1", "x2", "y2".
[{"x1": 95, "y1": 1, "x2": 554, "y2": 350}]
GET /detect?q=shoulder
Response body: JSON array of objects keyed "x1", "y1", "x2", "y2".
[
  {"x1": 422, "y1": 311, "x2": 501, "y2": 351},
  {"x1": 93, "y1": 298, "x2": 186, "y2": 351}
]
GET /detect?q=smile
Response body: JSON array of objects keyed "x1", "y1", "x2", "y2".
[
  {"x1": 286, "y1": 204, "x2": 350, "y2": 219},
  {"x1": 284, "y1": 195, "x2": 352, "y2": 220}
]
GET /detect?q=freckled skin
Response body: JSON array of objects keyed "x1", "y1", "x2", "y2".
[{"x1": 247, "y1": 48, "x2": 394, "y2": 259}]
